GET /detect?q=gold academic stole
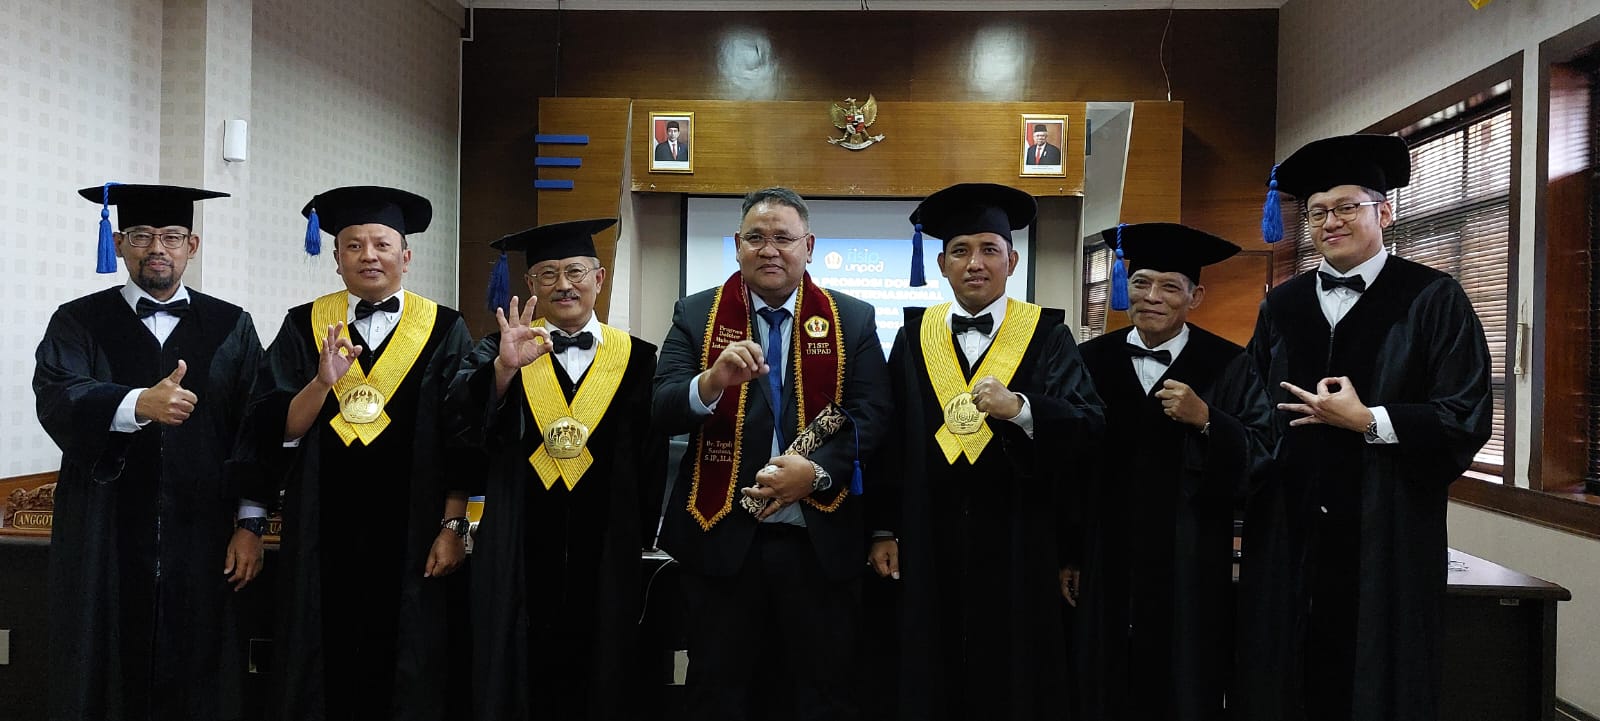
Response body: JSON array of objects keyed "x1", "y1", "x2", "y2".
[
  {"x1": 311, "y1": 290, "x2": 437, "y2": 446},
  {"x1": 919, "y1": 298, "x2": 1041, "y2": 463},
  {"x1": 519, "y1": 322, "x2": 632, "y2": 490}
]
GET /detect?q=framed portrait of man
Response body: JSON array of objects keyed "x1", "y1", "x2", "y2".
[
  {"x1": 1019, "y1": 114, "x2": 1068, "y2": 177},
  {"x1": 650, "y1": 112, "x2": 694, "y2": 173}
]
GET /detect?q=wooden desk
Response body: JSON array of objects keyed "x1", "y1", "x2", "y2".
[{"x1": 1441, "y1": 548, "x2": 1571, "y2": 721}]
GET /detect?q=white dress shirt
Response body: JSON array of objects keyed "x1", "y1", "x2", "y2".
[
  {"x1": 1126, "y1": 324, "x2": 1189, "y2": 395},
  {"x1": 550, "y1": 313, "x2": 604, "y2": 382},
  {"x1": 1315, "y1": 250, "x2": 1397, "y2": 444},
  {"x1": 347, "y1": 290, "x2": 404, "y2": 349}
]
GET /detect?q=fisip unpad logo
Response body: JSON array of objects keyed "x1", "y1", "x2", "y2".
[{"x1": 825, "y1": 251, "x2": 844, "y2": 270}]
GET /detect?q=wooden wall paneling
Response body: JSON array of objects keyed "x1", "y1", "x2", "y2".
[
  {"x1": 1120, "y1": 100, "x2": 1184, "y2": 223},
  {"x1": 629, "y1": 100, "x2": 1087, "y2": 198},
  {"x1": 537, "y1": 97, "x2": 633, "y2": 324},
  {"x1": 459, "y1": 10, "x2": 559, "y2": 338},
  {"x1": 1186, "y1": 251, "x2": 1270, "y2": 345},
  {"x1": 1532, "y1": 63, "x2": 1593, "y2": 491}
]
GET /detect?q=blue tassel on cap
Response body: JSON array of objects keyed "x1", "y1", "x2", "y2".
[
  {"x1": 849, "y1": 410, "x2": 864, "y2": 495},
  {"x1": 909, "y1": 222, "x2": 926, "y2": 288},
  {"x1": 1262, "y1": 164, "x2": 1284, "y2": 244},
  {"x1": 96, "y1": 182, "x2": 119, "y2": 274},
  {"x1": 304, "y1": 207, "x2": 322, "y2": 256},
  {"x1": 1109, "y1": 223, "x2": 1130, "y2": 311},
  {"x1": 486, "y1": 252, "x2": 510, "y2": 313}
]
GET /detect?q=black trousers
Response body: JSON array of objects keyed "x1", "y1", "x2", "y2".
[{"x1": 680, "y1": 524, "x2": 861, "y2": 721}]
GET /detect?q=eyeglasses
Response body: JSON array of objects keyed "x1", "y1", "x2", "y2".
[
  {"x1": 527, "y1": 264, "x2": 599, "y2": 286},
  {"x1": 1305, "y1": 200, "x2": 1383, "y2": 225},
  {"x1": 124, "y1": 231, "x2": 191, "y2": 249},
  {"x1": 738, "y1": 233, "x2": 809, "y2": 250}
]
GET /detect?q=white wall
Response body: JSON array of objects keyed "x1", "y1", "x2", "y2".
[
  {"x1": 0, "y1": 0, "x2": 463, "y2": 477},
  {"x1": 1278, "y1": 0, "x2": 1600, "y2": 713}
]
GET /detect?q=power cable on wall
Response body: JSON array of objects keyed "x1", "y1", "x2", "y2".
[{"x1": 1159, "y1": 0, "x2": 1175, "y2": 101}]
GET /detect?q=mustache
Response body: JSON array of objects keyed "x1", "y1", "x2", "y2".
[{"x1": 548, "y1": 290, "x2": 581, "y2": 302}]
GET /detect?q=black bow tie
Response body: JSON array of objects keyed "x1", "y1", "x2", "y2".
[
  {"x1": 1318, "y1": 271, "x2": 1367, "y2": 293},
  {"x1": 951, "y1": 313, "x2": 994, "y2": 336},
  {"x1": 551, "y1": 331, "x2": 595, "y2": 353},
  {"x1": 135, "y1": 297, "x2": 189, "y2": 319},
  {"x1": 354, "y1": 296, "x2": 400, "y2": 320},
  {"x1": 1127, "y1": 345, "x2": 1172, "y2": 365}
]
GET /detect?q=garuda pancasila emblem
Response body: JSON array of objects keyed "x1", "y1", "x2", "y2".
[{"x1": 828, "y1": 95, "x2": 885, "y2": 151}]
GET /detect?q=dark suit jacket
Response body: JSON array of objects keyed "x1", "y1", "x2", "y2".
[
  {"x1": 652, "y1": 284, "x2": 890, "y2": 582},
  {"x1": 1024, "y1": 141, "x2": 1062, "y2": 165},
  {"x1": 654, "y1": 139, "x2": 689, "y2": 162}
]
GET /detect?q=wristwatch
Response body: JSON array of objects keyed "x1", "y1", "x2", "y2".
[
  {"x1": 1364, "y1": 418, "x2": 1382, "y2": 443},
  {"x1": 809, "y1": 459, "x2": 831, "y2": 492},
  {"x1": 441, "y1": 516, "x2": 470, "y2": 539},
  {"x1": 236, "y1": 517, "x2": 269, "y2": 537}
]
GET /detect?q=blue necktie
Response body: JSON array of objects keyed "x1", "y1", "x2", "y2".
[{"x1": 757, "y1": 307, "x2": 790, "y2": 442}]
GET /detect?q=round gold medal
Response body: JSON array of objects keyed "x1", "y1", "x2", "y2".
[
  {"x1": 340, "y1": 384, "x2": 385, "y2": 424},
  {"x1": 943, "y1": 392, "x2": 987, "y2": 435},
  {"x1": 543, "y1": 416, "x2": 591, "y2": 459}
]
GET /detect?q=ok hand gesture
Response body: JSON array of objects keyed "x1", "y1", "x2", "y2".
[
  {"x1": 318, "y1": 323, "x2": 363, "y2": 387},
  {"x1": 495, "y1": 295, "x2": 553, "y2": 370}
]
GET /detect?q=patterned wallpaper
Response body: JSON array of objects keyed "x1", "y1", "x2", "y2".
[{"x1": 1, "y1": 0, "x2": 462, "y2": 476}]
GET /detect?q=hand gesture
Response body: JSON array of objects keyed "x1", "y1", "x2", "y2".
[
  {"x1": 136, "y1": 360, "x2": 198, "y2": 426},
  {"x1": 495, "y1": 295, "x2": 553, "y2": 370},
  {"x1": 740, "y1": 454, "x2": 816, "y2": 520},
  {"x1": 698, "y1": 340, "x2": 768, "y2": 404},
  {"x1": 1279, "y1": 376, "x2": 1374, "y2": 433},
  {"x1": 869, "y1": 538, "x2": 900, "y2": 580},
  {"x1": 971, "y1": 375, "x2": 1023, "y2": 420},
  {"x1": 1155, "y1": 379, "x2": 1209, "y2": 430},
  {"x1": 424, "y1": 529, "x2": 466, "y2": 578},
  {"x1": 1059, "y1": 567, "x2": 1081, "y2": 606},
  {"x1": 318, "y1": 323, "x2": 364, "y2": 387},
  {"x1": 223, "y1": 527, "x2": 264, "y2": 591}
]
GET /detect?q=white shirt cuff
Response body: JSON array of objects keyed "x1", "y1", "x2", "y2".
[
  {"x1": 688, "y1": 371, "x2": 721, "y2": 415},
  {"x1": 111, "y1": 388, "x2": 149, "y2": 433},
  {"x1": 1367, "y1": 406, "x2": 1399, "y2": 444},
  {"x1": 1000, "y1": 394, "x2": 1035, "y2": 439},
  {"x1": 237, "y1": 502, "x2": 268, "y2": 519},
  {"x1": 283, "y1": 437, "x2": 302, "y2": 448}
]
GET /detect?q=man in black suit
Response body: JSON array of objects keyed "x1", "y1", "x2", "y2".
[
  {"x1": 653, "y1": 186, "x2": 890, "y2": 721},
  {"x1": 1024, "y1": 123, "x2": 1062, "y2": 166},
  {"x1": 655, "y1": 120, "x2": 689, "y2": 162}
]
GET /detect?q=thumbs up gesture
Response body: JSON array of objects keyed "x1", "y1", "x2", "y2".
[{"x1": 136, "y1": 360, "x2": 199, "y2": 426}]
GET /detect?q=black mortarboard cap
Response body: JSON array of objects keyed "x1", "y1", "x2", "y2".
[
  {"x1": 483, "y1": 218, "x2": 616, "y2": 312},
  {"x1": 1262, "y1": 134, "x2": 1410, "y2": 243},
  {"x1": 491, "y1": 218, "x2": 614, "y2": 266},
  {"x1": 300, "y1": 186, "x2": 432, "y2": 255},
  {"x1": 77, "y1": 183, "x2": 229, "y2": 273},
  {"x1": 906, "y1": 183, "x2": 1035, "y2": 287},
  {"x1": 1098, "y1": 222, "x2": 1240, "y2": 285},
  {"x1": 1275, "y1": 134, "x2": 1411, "y2": 198}
]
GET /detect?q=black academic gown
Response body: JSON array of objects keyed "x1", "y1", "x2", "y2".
[
  {"x1": 33, "y1": 287, "x2": 264, "y2": 721},
  {"x1": 254, "y1": 299, "x2": 477, "y2": 721},
  {"x1": 449, "y1": 331, "x2": 664, "y2": 721},
  {"x1": 1076, "y1": 325, "x2": 1275, "y2": 721},
  {"x1": 1239, "y1": 256, "x2": 1492, "y2": 721},
  {"x1": 880, "y1": 306, "x2": 1104, "y2": 721}
]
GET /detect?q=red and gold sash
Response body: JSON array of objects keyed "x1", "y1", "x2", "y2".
[{"x1": 687, "y1": 272, "x2": 847, "y2": 531}]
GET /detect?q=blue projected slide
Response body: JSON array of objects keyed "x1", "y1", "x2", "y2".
[{"x1": 685, "y1": 197, "x2": 1032, "y2": 354}]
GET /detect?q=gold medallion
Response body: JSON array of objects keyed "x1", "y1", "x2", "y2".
[
  {"x1": 803, "y1": 315, "x2": 830, "y2": 338},
  {"x1": 340, "y1": 383, "x2": 385, "y2": 424},
  {"x1": 943, "y1": 392, "x2": 987, "y2": 435},
  {"x1": 543, "y1": 415, "x2": 591, "y2": 459}
]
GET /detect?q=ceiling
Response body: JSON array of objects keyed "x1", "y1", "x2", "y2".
[{"x1": 461, "y1": 1, "x2": 1287, "y2": 10}]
